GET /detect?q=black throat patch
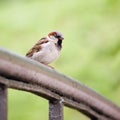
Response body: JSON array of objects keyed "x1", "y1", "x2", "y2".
[{"x1": 55, "y1": 39, "x2": 62, "y2": 50}]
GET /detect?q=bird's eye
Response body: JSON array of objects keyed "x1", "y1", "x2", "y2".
[{"x1": 57, "y1": 36, "x2": 60, "y2": 38}]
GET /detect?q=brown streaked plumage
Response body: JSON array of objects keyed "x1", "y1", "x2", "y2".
[{"x1": 26, "y1": 38, "x2": 48, "y2": 57}]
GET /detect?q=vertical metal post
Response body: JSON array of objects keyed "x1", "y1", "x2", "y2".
[
  {"x1": 0, "y1": 84, "x2": 8, "y2": 120},
  {"x1": 49, "y1": 99, "x2": 63, "y2": 120}
]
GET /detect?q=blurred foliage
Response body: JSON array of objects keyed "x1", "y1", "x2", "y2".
[{"x1": 0, "y1": 0, "x2": 120, "y2": 120}]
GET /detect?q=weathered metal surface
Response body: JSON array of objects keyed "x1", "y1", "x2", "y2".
[
  {"x1": 0, "y1": 84, "x2": 7, "y2": 120},
  {"x1": 0, "y1": 48, "x2": 120, "y2": 120},
  {"x1": 49, "y1": 100, "x2": 63, "y2": 120},
  {"x1": 0, "y1": 77, "x2": 112, "y2": 120}
]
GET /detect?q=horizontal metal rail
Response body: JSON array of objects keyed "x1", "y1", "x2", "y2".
[{"x1": 0, "y1": 48, "x2": 120, "y2": 120}]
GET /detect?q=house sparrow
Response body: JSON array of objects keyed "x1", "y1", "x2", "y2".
[{"x1": 26, "y1": 31, "x2": 64, "y2": 68}]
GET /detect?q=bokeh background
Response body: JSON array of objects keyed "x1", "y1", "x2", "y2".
[{"x1": 0, "y1": 0, "x2": 120, "y2": 120}]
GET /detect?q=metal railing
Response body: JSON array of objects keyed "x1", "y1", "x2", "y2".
[{"x1": 0, "y1": 48, "x2": 120, "y2": 120}]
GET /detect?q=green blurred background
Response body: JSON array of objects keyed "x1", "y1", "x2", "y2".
[{"x1": 0, "y1": 0, "x2": 120, "y2": 120}]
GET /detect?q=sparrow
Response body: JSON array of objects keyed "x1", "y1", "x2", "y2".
[{"x1": 26, "y1": 31, "x2": 64, "y2": 68}]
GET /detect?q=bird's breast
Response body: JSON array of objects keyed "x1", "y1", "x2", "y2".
[
  {"x1": 32, "y1": 41, "x2": 60, "y2": 64},
  {"x1": 43, "y1": 42, "x2": 60, "y2": 62}
]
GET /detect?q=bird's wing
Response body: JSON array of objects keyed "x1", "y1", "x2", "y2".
[{"x1": 26, "y1": 37, "x2": 49, "y2": 57}]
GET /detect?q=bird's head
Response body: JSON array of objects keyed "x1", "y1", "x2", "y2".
[{"x1": 48, "y1": 31, "x2": 64, "y2": 43}]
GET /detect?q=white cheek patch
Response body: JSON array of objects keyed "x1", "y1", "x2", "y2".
[
  {"x1": 50, "y1": 36, "x2": 55, "y2": 40},
  {"x1": 49, "y1": 36, "x2": 58, "y2": 43}
]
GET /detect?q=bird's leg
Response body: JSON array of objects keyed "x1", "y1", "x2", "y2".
[
  {"x1": 41, "y1": 62, "x2": 54, "y2": 69},
  {"x1": 47, "y1": 65, "x2": 54, "y2": 69}
]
